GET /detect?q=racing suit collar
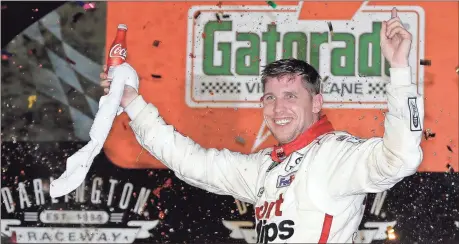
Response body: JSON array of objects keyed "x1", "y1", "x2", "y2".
[{"x1": 270, "y1": 115, "x2": 334, "y2": 162}]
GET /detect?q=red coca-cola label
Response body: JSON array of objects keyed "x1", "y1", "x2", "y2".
[{"x1": 109, "y1": 43, "x2": 127, "y2": 60}]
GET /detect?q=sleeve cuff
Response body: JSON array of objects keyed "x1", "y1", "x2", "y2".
[
  {"x1": 125, "y1": 95, "x2": 148, "y2": 120},
  {"x1": 389, "y1": 67, "x2": 412, "y2": 86}
]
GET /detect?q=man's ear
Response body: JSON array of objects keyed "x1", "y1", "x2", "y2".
[{"x1": 312, "y1": 94, "x2": 323, "y2": 114}]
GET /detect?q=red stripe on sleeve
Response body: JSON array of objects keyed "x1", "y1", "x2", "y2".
[{"x1": 318, "y1": 214, "x2": 333, "y2": 243}]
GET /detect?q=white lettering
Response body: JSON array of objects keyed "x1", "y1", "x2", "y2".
[
  {"x1": 49, "y1": 177, "x2": 59, "y2": 203},
  {"x1": 119, "y1": 183, "x2": 133, "y2": 209},
  {"x1": 1, "y1": 187, "x2": 15, "y2": 213},
  {"x1": 18, "y1": 182, "x2": 32, "y2": 209},
  {"x1": 222, "y1": 220, "x2": 257, "y2": 243},
  {"x1": 109, "y1": 44, "x2": 127, "y2": 59},
  {"x1": 363, "y1": 221, "x2": 397, "y2": 240},
  {"x1": 235, "y1": 200, "x2": 248, "y2": 215},
  {"x1": 370, "y1": 191, "x2": 387, "y2": 216},
  {"x1": 33, "y1": 179, "x2": 45, "y2": 206},
  {"x1": 107, "y1": 179, "x2": 118, "y2": 206},
  {"x1": 127, "y1": 220, "x2": 159, "y2": 238},
  {"x1": 75, "y1": 182, "x2": 85, "y2": 203},
  {"x1": 133, "y1": 187, "x2": 151, "y2": 214},
  {"x1": 91, "y1": 177, "x2": 103, "y2": 204}
]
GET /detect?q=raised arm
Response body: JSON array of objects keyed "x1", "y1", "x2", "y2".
[
  {"x1": 123, "y1": 95, "x2": 264, "y2": 204},
  {"x1": 324, "y1": 8, "x2": 424, "y2": 197}
]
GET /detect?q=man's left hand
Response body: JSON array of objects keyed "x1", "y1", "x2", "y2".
[{"x1": 380, "y1": 7, "x2": 412, "y2": 68}]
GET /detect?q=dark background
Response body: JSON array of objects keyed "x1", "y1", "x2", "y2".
[{"x1": 1, "y1": 1, "x2": 66, "y2": 48}]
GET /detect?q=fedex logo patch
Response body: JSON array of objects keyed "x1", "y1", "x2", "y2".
[{"x1": 277, "y1": 172, "x2": 296, "y2": 188}]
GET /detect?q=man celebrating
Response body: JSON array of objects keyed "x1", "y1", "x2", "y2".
[{"x1": 100, "y1": 8, "x2": 423, "y2": 243}]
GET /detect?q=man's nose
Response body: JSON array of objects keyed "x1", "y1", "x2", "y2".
[{"x1": 273, "y1": 98, "x2": 286, "y2": 113}]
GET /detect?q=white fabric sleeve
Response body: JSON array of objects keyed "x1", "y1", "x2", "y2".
[
  {"x1": 327, "y1": 66, "x2": 424, "y2": 197},
  {"x1": 127, "y1": 97, "x2": 263, "y2": 204}
]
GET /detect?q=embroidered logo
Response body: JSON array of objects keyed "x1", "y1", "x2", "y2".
[{"x1": 408, "y1": 97, "x2": 421, "y2": 131}]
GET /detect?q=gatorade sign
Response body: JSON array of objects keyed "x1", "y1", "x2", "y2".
[
  {"x1": 186, "y1": 4, "x2": 425, "y2": 109},
  {"x1": 105, "y1": 1, "x2": 457, "y2": 173}
]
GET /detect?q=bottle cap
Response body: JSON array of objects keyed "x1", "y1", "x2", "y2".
[{"x1": 118, "y1": 24, "x2": 127, "y2": 30}]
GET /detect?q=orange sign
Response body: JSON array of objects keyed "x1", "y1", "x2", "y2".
[{"x1": 104, "y1": 1, "x2": 458, "y2": 172}]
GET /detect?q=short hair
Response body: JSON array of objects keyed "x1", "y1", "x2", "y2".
[{"x1": 261, "y1": 58, "x2": 321, "y2": 96}]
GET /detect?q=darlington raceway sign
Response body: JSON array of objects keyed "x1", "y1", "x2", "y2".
[
  {"x1": 186, "y1": 3, "x2": 425, "y2": 109},
  {"x1": 1, "y1": 177, "x2": 159, "y2": 243}
]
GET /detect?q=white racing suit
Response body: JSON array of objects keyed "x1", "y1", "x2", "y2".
[{"x1": 123, "y1": 67, "x2": 424, "y2": 243}]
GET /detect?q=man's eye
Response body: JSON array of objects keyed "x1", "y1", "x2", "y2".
[
  {"x1": 286, "y1": 94, "x2": 296, "y2": 99},
  {"x1": 265, "y1": 95, "x2": 274, "y2": 100}
]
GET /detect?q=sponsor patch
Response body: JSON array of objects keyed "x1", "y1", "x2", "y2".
[
  {"x1": 408, "y1": 97, "x2": 422, "y2": 131},
  {"x1": 257, "y1": 187, "x2": 265, "y2": 197},
  {"x1": 284, "y1": 152, "x2": 303, "y2": 172},
  {"x1": 276, "y1": 171, "x2": 296, "y2": 188}
]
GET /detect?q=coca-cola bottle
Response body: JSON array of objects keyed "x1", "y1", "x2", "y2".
[{"x1": 106, "y1": 24, "x2": 128, "y2": 79}]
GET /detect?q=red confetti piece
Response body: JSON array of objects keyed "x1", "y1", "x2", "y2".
[
  {"x1": 189, "y1": 53, "x2": 196, "y2": 58},
  {"x1": 193, "y1": 11, "x2": 201, "y2": 19},
  {"x1": 202, "y1": 33, "x2": 206, "y2": 39},
  {"x1": 152, "y1": 187, "x2": 161, "y2": 198},
  {"x1": 83, "y1": 2, "x2": 96, "y2": 10},
  {"x1": 1, "y1": 54, "x2": 10, "y2": 60},
  {"x1": 65, "y1": 57, "x2": 76, "y2": 65},
  {"x1": 159, "y1": 211, "x2": 165, "y2": 219},
  {"x1": 163, "y1": 178, "x2": 172, "y2": 188},
  {"x1": 32, "y1": 8, "x2": 39, "y2": 12}
]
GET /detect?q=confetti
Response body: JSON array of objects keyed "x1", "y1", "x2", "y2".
[
  {"x1": 193, "y1": 11, "x2": 201, "y2": 19},
  {"x1": 423, "y1": 129, "x2": 436, "y2": 140},
  {"x1": 216, "y1": 13, "x2": 221, "y2": 22},
  {"x1": 327, "y1": 21, "x2": 333, "y2": 34},
  {"x1": 202, "y1": 33, "x2": 206, "y2": 39},
  {"x1": 83, "y1": 2, "x2": 96, "y2": 11},
  {"x1": 28, "y1": 95, "x2": 37, "y2": 109},
  {"x1": 322, "y1": 76, "x2": 329, "y2": 82},
  {"x1": 152, "y1": 40, "x2": 160, "y2": 47},
  {"x1": 189, "y1": 53, "x2": 196, "y2": 58},
  {"x1": 235, "y1": 136, "x2": 246, "y2": 145},
  {"x1": 222, "y1": 14, "x2": 230, "y2": 18},
  {"x1": 65, "y1": 57, "x2": 76, "y2": 65},
  {"x1": 143, "y1": 21, "x2": 150, "y2": 30},
  {"x1": 446, "y1": 164, "x2": 455, "y2": 173},
  {"x1": 1, "y1": 50, "x2": 13, "y2": 60},
  {"x1": 32, "y1": 8, "x2": 39, "y2": 12},
  {"x1": 420, "y1": 59, "x2": 431, "y2": 66},
  {"x1": 151, "y1": 74, "x2": 162, "y2": 79},
  {"x1": 76, "y1": 1, "x2": 85, "y2": 6},
  {"x1": 447, "y1": 145, "x2": 453, "y2": 153},
  {"x1": 28, "y1": 49, "x2": 37, "y2": 55},
  {"x1": 72, "y1": 12, "x2": 84, "y2": 23},
  {"x1": 266, "y1": 1, "x2": 277, "y2": 8}
]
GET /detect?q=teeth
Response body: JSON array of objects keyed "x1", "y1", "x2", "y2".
[{"x1": 274, "y1": 119, "x2": 291, "y2": 125}]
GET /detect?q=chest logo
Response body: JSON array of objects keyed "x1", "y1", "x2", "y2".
[
  {"x1": 284, "y1": 152, "x2": 303, "y2": 172},
  {"x1": 277, "y1": 171, "x2": 296, "y2": 188}
]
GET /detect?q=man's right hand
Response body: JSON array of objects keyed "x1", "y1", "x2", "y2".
[{"x1": 99, "y1": 65, "x2": 139, "y2": 108}]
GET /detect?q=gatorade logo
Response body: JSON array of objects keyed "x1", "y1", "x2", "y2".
[{"x1": 186, "y1": 3, "x2": 425, "y2": 109}]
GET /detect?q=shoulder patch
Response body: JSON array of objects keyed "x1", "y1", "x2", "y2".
[{"x1": 336, "y1": 134, "x2": 366, "y2": 144}]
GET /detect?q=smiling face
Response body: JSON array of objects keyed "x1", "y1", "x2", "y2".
[
  {"x1": 262, "y1": 74, "x2": 323, "y2": 144},
  {"x1": 260, "y1": 59, "x2": 323, "y2": 144}
]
